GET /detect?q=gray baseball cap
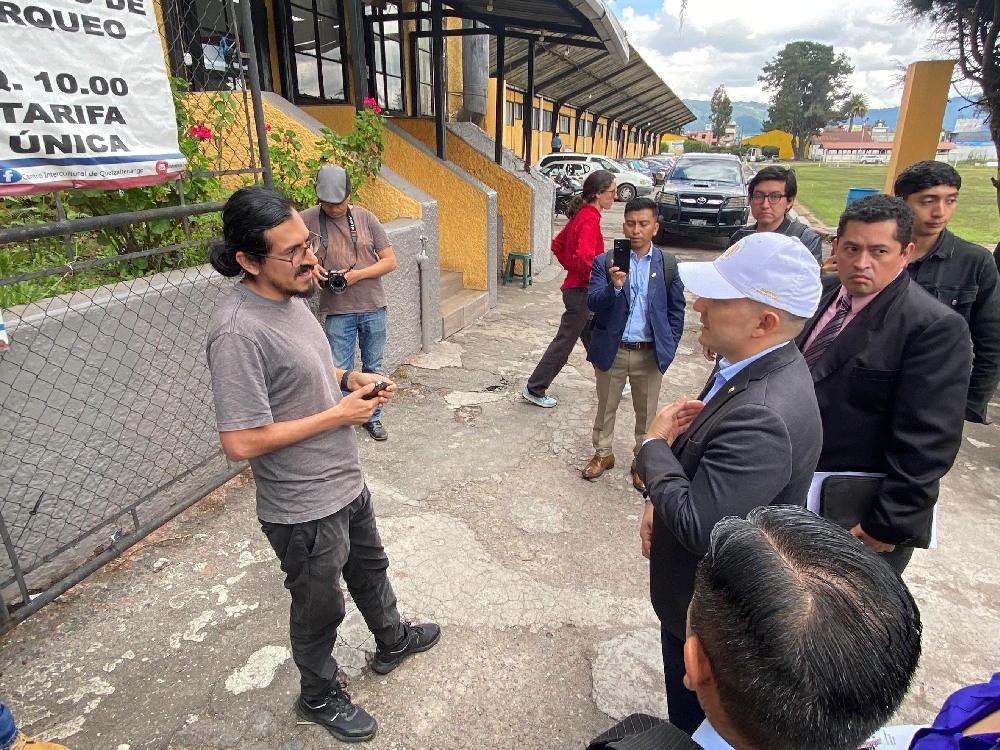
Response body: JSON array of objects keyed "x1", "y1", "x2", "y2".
[{"x1": 315, "y1": 164, "x2": 351, "y2": 204}]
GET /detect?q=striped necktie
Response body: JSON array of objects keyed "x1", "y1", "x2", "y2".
[{"x1": 804, "y1": 293, "x2": 853, "y2": 368}]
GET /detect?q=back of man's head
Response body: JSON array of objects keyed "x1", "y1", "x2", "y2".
[
  {"x1": 893, "y1": 160, "x2": 961, "y2": 200},
  {"x1": 689, "y1": 505, "x2": 922, "y2": 750}
]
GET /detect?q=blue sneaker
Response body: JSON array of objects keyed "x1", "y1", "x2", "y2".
[{"x1": 522, "y1": 387, "x2": 557, "y2": 408}]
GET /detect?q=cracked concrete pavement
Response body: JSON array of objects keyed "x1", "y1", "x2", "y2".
[{"x1": 1, "y1": 206, "x2": 998, "y2": 749}]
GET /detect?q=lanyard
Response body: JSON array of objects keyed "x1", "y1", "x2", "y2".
[{"x1": 319, "y1": 208, "x2": 359, "y2": 270}]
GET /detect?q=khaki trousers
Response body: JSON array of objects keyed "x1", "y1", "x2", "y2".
[{"x1": 592, "y1": 347, "x2": 663, "y2": 458}]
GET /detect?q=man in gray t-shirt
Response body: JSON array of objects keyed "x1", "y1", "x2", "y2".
[
  {"x1": 302, "y1": 164, "x2": 397, "y2": 442},
  {"x1": 205, "y1": 186, "x2": 439, "y2": 743}
]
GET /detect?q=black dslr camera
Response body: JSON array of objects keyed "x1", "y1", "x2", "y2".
[{"x1": 320, "y1": 271, "x2": 348, "y2": 293}]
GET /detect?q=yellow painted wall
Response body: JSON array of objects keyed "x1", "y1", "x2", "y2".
[
  {"x1": 309, "y1": 112, "x2": 488, "y2": 289},
  {"x1": 743, "y1": 130, "x2": 796, "y2": 160},
  {"x1": 395, "y1": 118, "x2": 533, "y2": 273},
  {"x1": 658, "y1": 132, "x2": 686, "y2": 154},
  {"x1": 884, "y1": 60, "x2": 956, "y2": 193},
  {"x1": 264, "y1": 103, "x2": 422, "y2": 223}
]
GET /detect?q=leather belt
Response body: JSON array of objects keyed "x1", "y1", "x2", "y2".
[{"x1": 619, "y1": 341, "x2": 654, "y2": 350}]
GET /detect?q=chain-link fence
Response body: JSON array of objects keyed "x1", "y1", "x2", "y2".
[{"x1": 0, "y1": 0, "x2": 270, "y2": 629}]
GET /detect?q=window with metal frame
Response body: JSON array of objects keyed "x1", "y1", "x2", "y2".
[
  {"x1": 541, "y1": 108, "x2": 553, "y2": 133},
  {"x1": 415, "y1": 0, "x2": 434, "y2": 116},
  {"x1": 289, "y1": 0, "x2": 346, "y2": 101},
  {"x1": 365, "y1": 1, "x2": 404, "y2": 113},
  {"x1": 558, "y1": 114, "x2": 570, "y2": 134}
]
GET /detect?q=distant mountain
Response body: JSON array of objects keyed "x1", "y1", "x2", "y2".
[
  {"x1": 681, "y1": 96, "x2": 982, "y2": 137},
  {"x1": 682, "y1": 100, "x2": 769, "y2": 137},
  {"x1": 863, "y1": 97, "x2": 983, "y2": 132}
]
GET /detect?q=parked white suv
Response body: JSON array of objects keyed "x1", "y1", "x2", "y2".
[{"x1": 537, "y1": 153, "x2": 654, "y2": 201}]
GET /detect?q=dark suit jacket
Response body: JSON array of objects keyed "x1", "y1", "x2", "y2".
[
  {"x1": 795, "y1": 272, "x2": 972, "y2": 547},
  {"x1": 908, "y1": 229, "x2": 1000, "y2": 423},
  {"x1": 638, "y1": 342, "x2": 822, "y2": 640},
  {"x1": 587, "y1": 245, "x2": 685, "y2": 373}
]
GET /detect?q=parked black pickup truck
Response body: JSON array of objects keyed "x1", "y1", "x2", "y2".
[{"x1": 654, "y1": 153, "x2": 750, "y2": 243}]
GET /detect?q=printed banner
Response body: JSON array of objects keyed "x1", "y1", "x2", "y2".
[{"x1": 0, "y1": 0, "x2": 186, "y2": 195}]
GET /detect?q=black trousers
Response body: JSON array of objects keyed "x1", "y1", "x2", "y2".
[
  {"x1": 881, "y1": 545, "x2": 915, "y2": 575},
  {"x1": 261, "y1": 486, "x2": 405, "y2": 701},
  {"x1": 660, "y1": 627, "x2": 705, "y2": 736},
  {"x1": 526, "y1": 287, "x2": 593, "y2": 397}
]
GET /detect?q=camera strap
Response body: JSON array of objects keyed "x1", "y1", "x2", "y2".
[{"x1": 319, "y1": 208, "x2": 360, "y2": 270}]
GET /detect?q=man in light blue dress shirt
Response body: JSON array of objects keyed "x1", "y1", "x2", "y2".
[{"x1": 585, "y1": 198, "x2": 685, "y2": 490}]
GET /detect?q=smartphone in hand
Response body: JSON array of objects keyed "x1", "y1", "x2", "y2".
[
  {"x1": 613, "y1": 239, "x2": 631, "y2": 274},
  {"x1": 361, "y1": 381, "x2": 388, "y2": 400}
]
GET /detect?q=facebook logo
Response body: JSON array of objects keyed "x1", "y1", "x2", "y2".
[{"x1": 0, "y1": 168, "x2": 23, "y2": 184}]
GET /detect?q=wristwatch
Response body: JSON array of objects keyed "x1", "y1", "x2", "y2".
[{"x1": 340, "y1": 370, "x2": 352, "y2": 392}]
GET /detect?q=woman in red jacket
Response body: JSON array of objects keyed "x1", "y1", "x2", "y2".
[{"x1": 523, "y1": 169, "x2": 617, "y2": 407}]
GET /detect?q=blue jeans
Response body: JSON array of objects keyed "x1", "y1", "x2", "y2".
[
  {"x1": 325, "y1": 308, "x2": 387, "y2": 423},
  {"x1": 0, "y1": 703, "x2": 17, "y2": 750}
]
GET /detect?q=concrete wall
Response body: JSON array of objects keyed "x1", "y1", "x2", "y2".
[{"x1": 446, "y1": 121, "x2": 555, "y2": 275}]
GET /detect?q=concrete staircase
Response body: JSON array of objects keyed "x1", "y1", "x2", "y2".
[{"x1": 440, "y1": 270, "x2": 488, "y2": 339}]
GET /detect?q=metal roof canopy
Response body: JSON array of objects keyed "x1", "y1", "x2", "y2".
[
  {"x1": 492, "y1": 37, "x2": 694, "y2": 136},
  {"x1": 441, "y1": 0, "x2": 629, "y2": 65},
  {"x1": 371, "y1": 0, "x2": 688, "y2": 163}
]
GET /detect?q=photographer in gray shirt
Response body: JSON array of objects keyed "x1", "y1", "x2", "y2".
[{"x1": 205, "y1": 186, "x2": 438, "y2": 743}]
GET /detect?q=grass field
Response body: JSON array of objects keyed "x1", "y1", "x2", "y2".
[{"x1": 791, "y1": 163, "x2": 998, "y2": 246}]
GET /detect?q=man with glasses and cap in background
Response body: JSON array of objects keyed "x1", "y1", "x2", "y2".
[
  {"x1": 301, "y1": 164, "x2": 398, "y2": 441},
  {"x1": 729, "y1": 166, "x2": 823, "y2": 263},
  {"x1": 635, "y1": 232, "x2": 824, "y2": 735}
]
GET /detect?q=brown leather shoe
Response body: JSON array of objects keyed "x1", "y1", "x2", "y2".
[
  {"x1": 631, "y1": 461, "x2": 646, "y2": 492},
  {"x1": 583, "y1": 454, "x2": 615, "y2": 479},
  {"x1": 11, "y1": 732, "x2": 70, "y2": 750}
]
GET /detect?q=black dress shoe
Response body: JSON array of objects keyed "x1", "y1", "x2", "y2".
[{"x1": 362, "y1": 420, "x2": 388, "y2": 441}]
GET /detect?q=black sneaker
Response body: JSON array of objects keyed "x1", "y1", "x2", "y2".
[
  {"x1": 295, "y1": 684, "x2": 378, "y2": 742},
  {"x1": 362, "y1": 420, "x2": 388, "y2": 441},
  {"x1": 370, "y1": 621, "x2": 441, "y2": 675}
]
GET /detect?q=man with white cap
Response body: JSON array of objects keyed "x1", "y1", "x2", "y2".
[
  {"x1": 301, "y1": 164, "x2": 397, "y2": 441},
  {"x1": 635, "y1": 232, "x2": 824, "y2": 735}
]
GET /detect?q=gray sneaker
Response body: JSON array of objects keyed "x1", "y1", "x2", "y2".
[{"x1": 522, "y1": 387, "x2": 557, "y2": 408}]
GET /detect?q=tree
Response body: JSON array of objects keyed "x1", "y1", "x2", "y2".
[
  {"x1": 682, "y1": 138, "x2": 714, "y2": 153},
  {"x1": 758, "y1": 41, "x2": 854, "y2": 160},
  {"x1": 843, "y1": 92, "x2": 869, "y2": 132},
  {"x1": 900, "y1": 0, "x2": 1000, "y2": 217},
  {"x1": 710, "y1": 85, "x2": 734, "y2": 141}
]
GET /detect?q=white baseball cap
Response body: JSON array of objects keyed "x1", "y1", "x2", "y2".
[{"x1": 678, "y1": 233, "x2": 822, "y2": 318}]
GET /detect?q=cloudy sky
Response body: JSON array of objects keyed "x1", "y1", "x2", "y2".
[{"x1": 608, "y1": 0, "x2": 964, "y2": 108}]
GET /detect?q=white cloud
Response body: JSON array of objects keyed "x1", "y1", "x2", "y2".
[{"x1": 610, "y1": 0, "x2": 943, "y2": 107}]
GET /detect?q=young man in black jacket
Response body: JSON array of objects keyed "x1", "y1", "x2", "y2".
[{"x1": 894, "y1": 160, "x2": 1000, "y2": 424}]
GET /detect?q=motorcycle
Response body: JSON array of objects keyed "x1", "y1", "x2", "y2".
[{"x1": 553, "y1": 174, "x2": 583, "y2": 216}]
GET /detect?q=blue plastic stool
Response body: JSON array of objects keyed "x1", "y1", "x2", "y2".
[{"x1": 846, "y1": 187, "x2": 879, "y2": 206}]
